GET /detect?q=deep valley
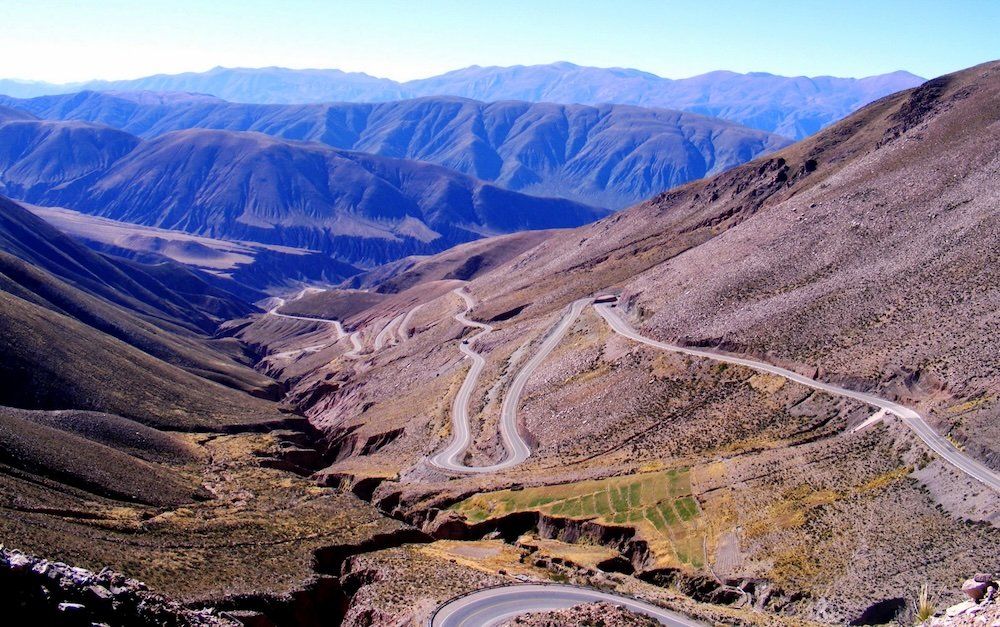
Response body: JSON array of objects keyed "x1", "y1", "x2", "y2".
[{"x1": 0, "y1": 32, "x2": 998, "y2": 627}]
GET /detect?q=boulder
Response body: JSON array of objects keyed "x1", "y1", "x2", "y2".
[
  {"x1": 963, "y1": 578, "x2": 990, "y2": 601},
  {"x1": 963, "y1": 575, "x2": 999, "y2": 602},
  {"x1": 946, "y1": 600, "x2": 978, "y2": 617}
]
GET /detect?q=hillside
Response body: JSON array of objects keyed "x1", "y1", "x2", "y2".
[
  {"x1": 0, "y1": 115, "x2": 139, "y2": 200},
  {"x1": 0, "y1": 115, "x2": 607, "y2": 270},
  {"x1": 25, "y1": 204, "x2": 362, "y2": 294},
  {"x1": 231, "y1": 61, "x2": 1000, "y2": 624},
  {"x1": 0, "y1": 190, "x2": 414, "y2": 616},
  {"x1": 0, "y1": 63, "x2": 924, "y2": 138},
  {"x1": 458, "y1": 61, "x2": 1000, "y2": 471},
  {"x1": 0, "y1": 195, "x2": 252, "y2": 332},
  {"x1": 0, "y1": 93, "x2": 791, "y2": 209}
]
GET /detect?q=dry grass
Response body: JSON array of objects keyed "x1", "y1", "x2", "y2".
[
  {"x1": 0, "y1": 431, "x2": 402, "y2": 602},
  {"x1": 915, "y1": 582, "x2": 935, "y2": 623}
]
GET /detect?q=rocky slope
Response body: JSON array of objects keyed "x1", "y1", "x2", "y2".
[
  {"x1": 0, "y1": 547, "x2": 238, "y2": 627},
  {"x1": 0, "y1": 193, "x2": 421, "y2": 625},
  {"x1": 0, "y1": 92, "x2": 791, "y2": 209},
  {"x1": 924, "y1": 573, "x2": 999, "y2": 626},
  {"x1": 455, "y1": 60, "x2": 1000, "y2": 473},
  {"x1": 501, "y1": 601, "x2": 660, "y2": 626},
  {"x1": 230, "y1": 61, "x2": 1000, "y2": 624}
]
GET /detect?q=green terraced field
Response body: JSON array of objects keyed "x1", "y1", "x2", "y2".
[{"x1": 453, "y1": 468, "x2": 705, "y2": 568}]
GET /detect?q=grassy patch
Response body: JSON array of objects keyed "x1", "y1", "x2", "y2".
[
  {"x1": 859, "y1": 466, "x2": 912, "y2": 492},
  {"x1": 945, "y1": 394, "x2": 991, "y2": 415},
  {"x1": 452, "y1": 468, "x2": 705, "y2": 568}
]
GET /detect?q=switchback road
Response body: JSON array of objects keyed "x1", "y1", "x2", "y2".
[{"x1": 429, "y1": 289, "x2": 589, "y2": 473}]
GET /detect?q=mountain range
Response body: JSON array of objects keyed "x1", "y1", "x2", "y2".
[
  {"x1": 0, "y1": 62, "x2": 925, "y2": 138},
  {"x1": 226, "y1": 60, "x2": 1000, "y2": 624},
  {"x1": 0, "y1": 92, "x2": 792, "y2": 209},
  {"x1": 0, "y1": 55, "x2": 997, "y2": 627},
  {"x1": 0, "y1": 108, "x2": 608, "y2": 273}
]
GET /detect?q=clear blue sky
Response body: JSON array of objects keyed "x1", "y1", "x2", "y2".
[{"x1": 2, "y1": 0, "x2": 998, "y2": 82}]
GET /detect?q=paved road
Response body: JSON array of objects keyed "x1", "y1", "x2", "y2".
[
  {"x1": 344, "y1": 332, "x2": 365, "y2": 359},
  {"x1": 430, "y1": 584, "x2": 706, "y2": 627},
  {"x1": 399, "y1": 304, "x2": 424, "y2": 342},
  {"x1": 270, "y1": 294, "x2": 425, "y2": 361},
  {"x1": 595, "y1": 303, "x2": 1000, "y2": 492},
  {"x1": 430, "y1": 290, "x2": 590, "y2": 473},
  {"x1": 429, "y1": 289, "x2": 496, "y2": 472},
  {"x1": 374, "y1": 312, "x2": 406, "y2": 351},
  {"x1": 267, "y1": 296, "x2": 347, "y2": 339}
]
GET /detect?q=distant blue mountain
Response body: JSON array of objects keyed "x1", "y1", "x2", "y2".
[
  {"x1": 0, "y1": 110, "x2": 608, "y2": 269},
  {"x1": 0, "y1": 62, "x2": 924, "y2": 139},
  {"x1": 1, "y1": 92, "x2": 791, "y2": 209}
]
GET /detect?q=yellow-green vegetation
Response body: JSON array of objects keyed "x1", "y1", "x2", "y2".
[
  {"x1": 916, "y1": 582, "x2": 936, "y2": 622},
  {"x1": 453, "y1": 469, "x2": 705, "y2": 568},
  {"x1": 944, "y1": 394, "x2": 992, "y2": 415}
]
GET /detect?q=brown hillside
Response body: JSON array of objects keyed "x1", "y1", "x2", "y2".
[
  {"x1": 248, "y1": 62, "x2": 1000, "y2": 624},
  {"x1": 470, "y1": 60, "x2": 1000, "y2": 468}
]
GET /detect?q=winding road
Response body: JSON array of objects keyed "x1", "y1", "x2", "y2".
[
  {"x1": 267, "y1": 296, "x2": 347, "y2": 338},
  {"x1": 268, "y1": 294, "x2": 425, "y2": 361},
  {"x1": 344, "y1": 331, "x2": 365, "y2": 359},
  {"x1": 399, "y1": 304, "x2": 424, "y2": 342},
  {"x1": 594, "y1": 303, "x2": 1000, "y2": 492},
  {"x1": 430, "y1": 584, "x2": 706, "y2": 627},
  {"x1": 428, "y1": 289, "x2": 495, "y2": 471},
  {"x1": 429, "y1": 289, "x2": 590, "y2": 473},
  {"x1": 374, "y1": 312, "x2": 406, "y2": 351},
  {"x1": 428, "y1": 292, "x2": 1000, "y2": 493},
  {"x1": 268, "y1": 287, "x2": 997, "y2": 624}
]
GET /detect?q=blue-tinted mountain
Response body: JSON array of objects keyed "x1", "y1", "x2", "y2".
[
  {"x1": 0, "y1": 114, "x2": 608, "y2": 268},
  {"x1": 1, "y1": 93, "x2": 791, "y2": 209},
  {"x1": 404, "y1": 63, "x2": 925, "y2": 138},
  {"x1": 0, "y1": 63, "x2": 924, "y2": 138}
]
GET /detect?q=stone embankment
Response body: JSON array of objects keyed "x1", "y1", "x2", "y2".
[
  {"x1": 925, "y1": 573, "x2": 999, "y2": 626},
  {"x1": 0, "y1": 546, "x2": 237, "y2": 626}
]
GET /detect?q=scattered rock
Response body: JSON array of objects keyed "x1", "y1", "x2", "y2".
[
  {"x1": 500, "y1": 601, "x2": 661, "y2": 626},
  {"x1": 947, "y1": 601, "x2": 978, "y2": 617},
  {"x1": 926, "y1": 571, "x2": 1000, "y2": 626},
  {"x1": 0, "y1": 546, "x2": 238, "y2": 626}
]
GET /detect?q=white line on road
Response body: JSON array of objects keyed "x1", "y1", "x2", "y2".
[{"x1": 429, "y1": 584, "x2": 706, "y2": 627}]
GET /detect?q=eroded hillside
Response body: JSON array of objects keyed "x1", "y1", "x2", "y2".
[{"x1": 232, "y1": 61, "x2": 1000, "y2": 625}]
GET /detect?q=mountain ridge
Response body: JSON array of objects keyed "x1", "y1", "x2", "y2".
[
  {"x1": 0, "y1": 116, "x2": 609, "y2": 271},
  {"x1": 208, "y1": 60, "x2": 1000, "y2": 624},
  {"x1": 0, "y1": 92, "x2": 791, "y2": 209},
  {"x1": 0, "y1": 62, "x2": 925, "y2": 138}
]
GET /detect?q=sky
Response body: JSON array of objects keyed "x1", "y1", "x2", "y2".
[{"x1": 1, "y1": 0, "x2": 998, "y2": 83}]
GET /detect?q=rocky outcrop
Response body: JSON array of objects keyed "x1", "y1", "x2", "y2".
[
  {"x1": 500, "y1": 601, "x2": 660, "y2": 626},
  {"x1": 0, "y1": 546, "x2": 237, "y2": 626},
  {"x1": 923, "y1": 573, "x2": 999, "y2": 626}
]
